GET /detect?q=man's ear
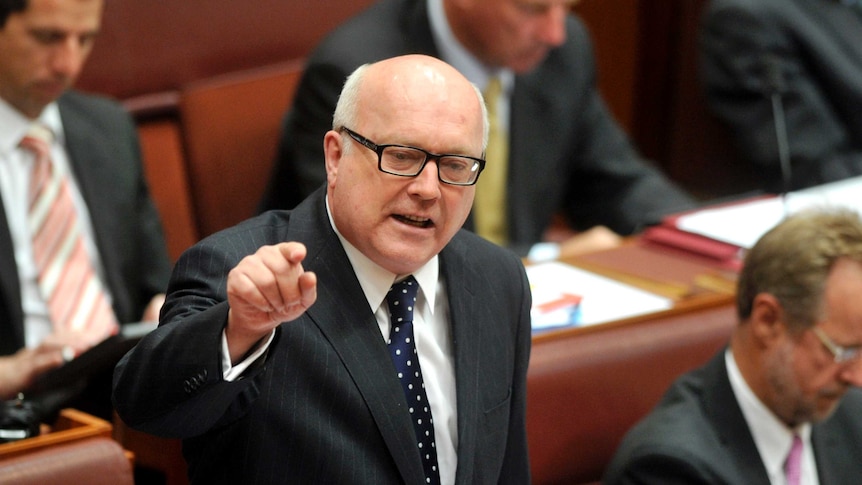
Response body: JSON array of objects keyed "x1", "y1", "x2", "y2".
[
  {"x1": 323, "y1": 130, "x2": 344, "y2": 185},
  {"x1": 749, "y1": 293, "x2": 787, "y2": 347}
]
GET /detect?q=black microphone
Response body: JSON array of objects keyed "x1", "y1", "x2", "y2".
[{"x1": 762, "y1": 54, "x2": 792, "y2": 214}]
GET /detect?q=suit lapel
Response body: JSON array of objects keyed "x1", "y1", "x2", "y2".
[
  {"x1": 811, "y1": 389, "x2": 862, "y2": 483},
  {"x1": 439, "y1": 241, "x2": 482, "y2": 483},
  {"x1": 701, "y1": 352, "x2": 772, "y2": 485},
  {"x1": 508, "y1": 71, "x2": 563, "y2": 244},
  {"x1": 56, "y1": 97, "x2": 125, "y2": 303},
  {"x1": 0, "y1": 197, "x2": 25, "y2": 354},
  {"x1": 293, "y1": 191, "x2": 427, "y2": 484}
]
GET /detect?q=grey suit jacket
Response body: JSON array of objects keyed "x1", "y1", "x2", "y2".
[
  {"x1": 701, "y1": 0, "x2": 862, "y2": 192},
  {"x1": 603, "y1": 350, "x2": 862, "y2": 484},
  {"x1": 260, "y1": 0, "x2": 694, "y2": 254},
  {"x1": 113, "y1": 187, "x2": 533, "y2": 484},
  {"x1": 0, "y1": 91, "x2": 171, "y2": 356}
]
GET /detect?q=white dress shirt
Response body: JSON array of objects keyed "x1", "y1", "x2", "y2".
[
  {"x1": 726, "y1": 349, "x2": 820, "y2": 485},
  {"x1": 0, "y1": 98, "x2": 111, "y2": 348}
]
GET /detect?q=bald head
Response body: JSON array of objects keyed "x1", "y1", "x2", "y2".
[{"x1": 333, "y1": 54, "x2": 488, "y2": 152}]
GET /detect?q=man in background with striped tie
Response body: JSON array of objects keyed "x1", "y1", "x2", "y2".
[
  {"x1": 0, "y1": 0, "x2": 171, "y2": 418},
  {"x1": 605, "y1": 208, "x2": 862, "y2": 484}
]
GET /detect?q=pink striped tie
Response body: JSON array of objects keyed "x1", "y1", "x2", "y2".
[
  {"x1": 784, "y1": 434, "x2": 803, "y2": 485},
  {"x1": 21, "y1": 125, "x2": 118, "y2": 347}
]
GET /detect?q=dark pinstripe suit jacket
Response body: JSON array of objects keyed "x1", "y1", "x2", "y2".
[
  {"x1": 113, "y1": 188, "x2": 533, "y2": 484},
  {"x1": 0, "y1": 91, "x2": 171, "y2": 356}
]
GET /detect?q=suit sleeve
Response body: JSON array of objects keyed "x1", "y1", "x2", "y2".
[
  {"x1": 701, "y1": 1, "x2": 862, "y2": 191},
  {"x1": 113, "y1": 233, "x2": 273, "y2": 438}
]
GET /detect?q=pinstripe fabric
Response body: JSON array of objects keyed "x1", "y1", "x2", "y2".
[{"x1": 22, "y1": 124, "x2": 118, "y2": 345}]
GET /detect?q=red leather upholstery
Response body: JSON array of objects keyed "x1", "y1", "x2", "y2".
[
  {"x1": 527, "y1": 303, "x2": 736, "y2": 484},
  {"x1": 0, "y1": 437, "x2": 133, "y2": 485}
]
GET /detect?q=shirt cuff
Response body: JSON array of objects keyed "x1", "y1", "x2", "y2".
[{"x1": 221, "y1": 329, "x2": 276, "y2": 381}]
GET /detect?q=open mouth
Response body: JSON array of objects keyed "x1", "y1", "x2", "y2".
[{"x1": 394, "y1": 214, "x2": 433, "y2": 228}]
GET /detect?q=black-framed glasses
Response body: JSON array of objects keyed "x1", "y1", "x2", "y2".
[
  {"x1": 812, "y1": 326, "x2": 861, "y2": 364},
  {"x1": 341, "y1": 127, "x2": 485, "y2": 186}
]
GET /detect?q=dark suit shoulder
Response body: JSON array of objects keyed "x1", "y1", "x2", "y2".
[
  {"x1": 310, "y1": 0, "x2": 431, "y2": 68},
  {"x1": 58, "y1": 90, "x2": 131, "y2": 125},
  {"x1": 604, "y1": 363, "x2": 732, "y2": 484},
  {"x1": 190, "y1": 210, "x2": 294, "y2": 257}
]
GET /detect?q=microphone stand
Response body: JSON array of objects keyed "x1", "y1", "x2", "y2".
[{"x1": 764, "y1": 54, "x2": 792, "y2": 216}]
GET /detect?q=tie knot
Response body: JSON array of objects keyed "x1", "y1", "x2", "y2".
[
  {"x1": 19, "y1": 124, "x2": 54, "y2": 157},
  {"x1": 386, "y1": 276, "x2": 418, "y2": 324}
]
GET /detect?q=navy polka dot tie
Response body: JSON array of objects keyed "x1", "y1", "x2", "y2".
[{"x1": 385, "y1": 276, "x2": 441, "y2": 485}]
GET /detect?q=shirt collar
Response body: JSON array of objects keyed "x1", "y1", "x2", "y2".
[
  {"x1": 426, "y1": 0, "x2": 514, "y2": 93},
  {"x1": 725, "y1": 349, "x2": 813, "y2": 479},
  {"x1": 0, "y1": 98, "x2": 64, "y2": 155},
  {"x1": 325, "y1": 197, "x2": 439, "y2": 315}
]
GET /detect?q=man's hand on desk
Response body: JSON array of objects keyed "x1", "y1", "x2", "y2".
[
  {"x1": 529, "y1": 225, "x2": 623, "y2": 262},
  {"x1": 141, "y1": 294, "x2": 166, "y2": 323},
  {"x1": 558, "y1": 226, "x2": 623, "y2": 259},
  {"x1": 0, "y1": 345, "x2": 66, "y2": 400}
]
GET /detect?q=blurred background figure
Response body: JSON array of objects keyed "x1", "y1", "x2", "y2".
[
  {"x1": 702, "y1": 0, "x2": 862, "y2": 193},
  {"x1": 260, "y1": 0, "x2": 695, "y2": 261},
  {"x1": 0, "y1": 0, "x2": 170, "y2": 418},
  {"x1": 605, "y1": 208, "x2": 862, "y2": 484}
]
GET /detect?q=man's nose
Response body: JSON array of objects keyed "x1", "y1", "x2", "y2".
[
  {"x1": 537, "y1": 5, "x2": 568, "y2": 47},
  {"x1": 408, "y1": 161, "x2": 443, "y2": 199},
  {"x1": 839, "y1": 359, "x2": 862, "y2": 387},
  {"x1": 50, "y1": 37, "x2": 88, "y2": 79}
]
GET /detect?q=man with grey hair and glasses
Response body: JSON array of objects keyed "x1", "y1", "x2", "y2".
[{"x1": 605, "y1": 208, "x2": 862, "y2": 484}]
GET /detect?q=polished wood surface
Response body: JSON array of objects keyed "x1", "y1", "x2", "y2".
[{"x1": 0, "y1": 409, "x2": 113, "y2": 461}]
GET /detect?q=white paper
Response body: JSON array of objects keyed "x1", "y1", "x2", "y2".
[
  {"x1": 526, "y1": 261, "x2": 673, "y2": 332},
  {"x1": 675, "y1": 176, "x2": 862, "y2": 249}
]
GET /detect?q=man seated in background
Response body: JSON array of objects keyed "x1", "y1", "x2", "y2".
[
  {"x1": 113, "y1": 54, "x2": 532, "y2": 485},
  {"x1": 0, "y1": 0, "x2": 171, "y2": 418},
  {"x1": 604, "y1": 207, "x2": 862, "y2": 484},
  {"x1": 701, "y1": 0, "x2": 862, "y2": 193},
  {"x1": 260, "y1": 0, "x2": 695, "y2": 261}
]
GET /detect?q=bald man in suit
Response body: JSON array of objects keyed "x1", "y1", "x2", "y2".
[{"x1": 114, "y1": 55, "x2": 532, "y2": 485}]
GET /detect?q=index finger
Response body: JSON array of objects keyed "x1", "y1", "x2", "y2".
[{"x1": 277, "y1": 242, "x2": 308, "y2": 265}]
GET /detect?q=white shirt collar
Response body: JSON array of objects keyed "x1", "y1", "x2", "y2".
[
  {"x1": 324, "y1": 196, "x2": 439, "y2": 315},
  {"x1": 0, "y1": 98, "x2": 64, "y2": 154},
  {"x1": 725, "y1": 349, "x2": 813, "y2": 482}
]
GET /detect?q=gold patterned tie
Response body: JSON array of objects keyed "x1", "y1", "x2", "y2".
[
  {"x1": 474, "y1": 77, "x2": 509, "y2": 246},
  {"x1": 22, "y1": 124, "x2": 118, "y2": 346}
]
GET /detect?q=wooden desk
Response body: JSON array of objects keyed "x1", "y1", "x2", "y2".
[
  {"x1": 527, "y1": 240, "x2": 738, "y2": 484},
  {"x1": 0, "y1": 409, "x2": 113, "y2": 461}
]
